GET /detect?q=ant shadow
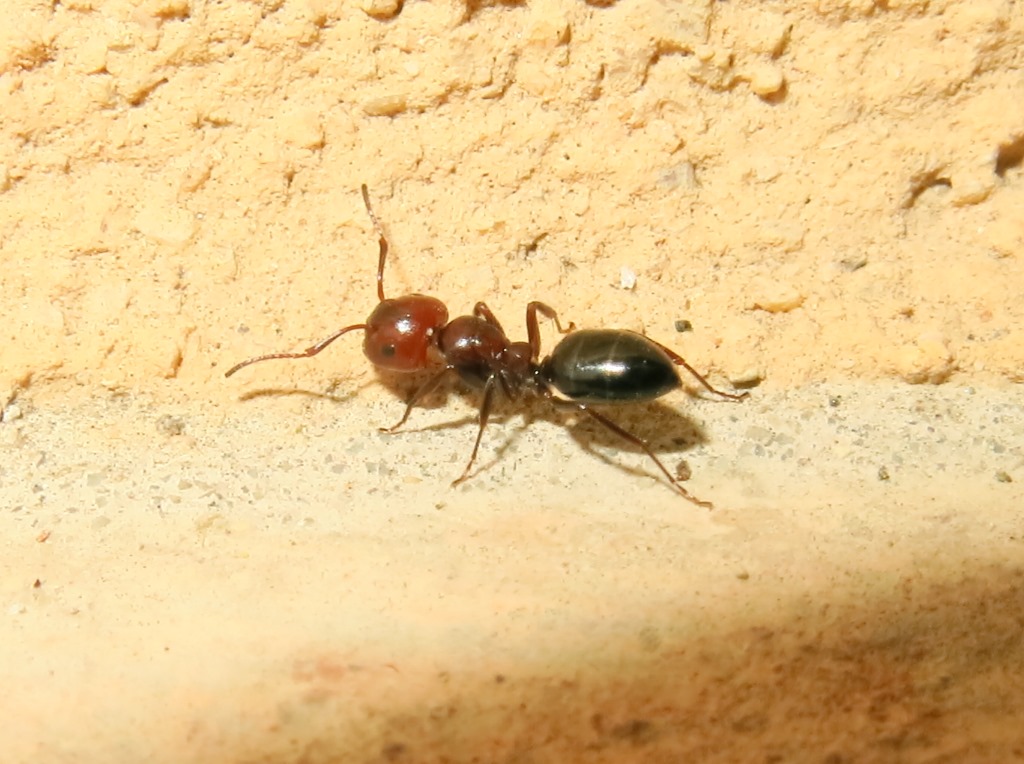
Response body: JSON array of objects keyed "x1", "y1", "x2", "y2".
[
  {"x1": 232, "y1": 371, "x2": 716, "y2": 488},
  {"x1": 235, "y1": 381, "x2": 372, "y2": 405},
  {"x1": 374, "y1": 380, "x2": 714, "y2": 488},
  {"x1": 232, "y1": 369, "x2": 450, "y2": 412}
]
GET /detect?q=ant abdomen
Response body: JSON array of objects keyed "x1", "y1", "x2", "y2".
[
  {"x1": 541, "y1": 329, "x2": 681, "y2": 404},
  {"x1": 364, "y1": 294, "x2": 448, "y2": 371}
]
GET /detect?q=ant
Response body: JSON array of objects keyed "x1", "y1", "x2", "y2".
[{"x1": 226, "y1": 185, "x2": 748, "y2": 507}]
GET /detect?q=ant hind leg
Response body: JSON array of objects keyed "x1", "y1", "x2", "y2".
[
  {"x1": 552, "y1": 399, "x2": 713, "y2": 508},
  {"x1": 648, "y1": 339, "x2": 748, "y2": 402}
]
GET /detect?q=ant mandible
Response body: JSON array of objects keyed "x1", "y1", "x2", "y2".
[{"x1": 225, "y1": 185, "x2": 748, "y2": 507}]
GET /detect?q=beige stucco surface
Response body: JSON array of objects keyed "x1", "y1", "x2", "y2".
[{"x1": 1, "y1": 0, "x2": 1023, "y2": 761}]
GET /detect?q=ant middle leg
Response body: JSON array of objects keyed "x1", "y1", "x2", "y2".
[
  {"x1": 525, "y1": 301, "x2": 576, "y2": 361},
  {"x1": 551, "y1": 399, "x2": 713, "y2": 508},
  {"x1": 648, "y1": 339, "x2": 749, "y2": 402},
  {"x1": 383, "y1": 368, "x2": 501, "y2": 487}
]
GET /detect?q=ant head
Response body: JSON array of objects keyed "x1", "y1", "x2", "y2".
[{"x1": 363, "y1": 294, "x2": 449, "y2": 372}]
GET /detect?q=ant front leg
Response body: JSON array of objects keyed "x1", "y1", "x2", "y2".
[
  {"x1": 451, "y1": 374, "x2": 498, "y2": 488},
  {"x1": 525, "y1": 301, "x2": 576, "y2": 362},
  {"x1": 550, "y1": 398, "x2": 713, "y2": 508},
  {"x1": 380, "y1": 367, "x2": 454, "y2": 433},
  {"x1": 649, "y1": 339, "x2": 749, "y2": 402},
  {"x1": 473, "y1": 302, "x2": 505, "y2": 333}
]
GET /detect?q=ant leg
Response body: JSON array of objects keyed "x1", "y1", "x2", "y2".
[
  {"x1": 525, "y1": 301, "x2": 576, "y2": 361},
  {"x1": 551, "y1": 399, "x2": 713, "y2": 508},
  {"x1": 452, "y1": 374, "x2": 498, "y2": 487},
  {"x1": 380, "y1": 367, "x2": 454, "y2": 433},
  {"x1": 224, "y1": 324, "x2": 368, "y2": 377},
  {"x1": 360, "y1": 184, "x2": 389, "y2": 303},
  {"x1": 473, "y1": 302, "x2": 505, "y2": 333},
  {"x1": 648, "y1": 339, "x2": 748, "y2": 401}
]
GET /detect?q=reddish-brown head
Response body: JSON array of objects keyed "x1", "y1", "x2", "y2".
[{"x1": 363, "y1": 294, "x2": 449, "y2": 372}]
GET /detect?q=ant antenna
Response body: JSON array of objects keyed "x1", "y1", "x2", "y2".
[
  {"x1": 223, "y1": 323, "x2": 368, "y2": 377},
  {"x1": 360, "y1": 184, "x2": 388, "y2": 303},
  {"x1": 224, "y1": 185, "x2": 390, "y2": 378}
]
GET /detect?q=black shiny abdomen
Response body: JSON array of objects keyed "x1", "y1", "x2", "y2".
[{"x1": 540, "y1": 329, "x2": 680, "y2": 403}]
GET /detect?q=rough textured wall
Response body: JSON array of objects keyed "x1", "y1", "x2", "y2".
[
  {"x1": 1, "y1": 1, "x2": 1023, "y2": 762},
  {"x1": 1, "y1": 0, "x2": 1022, "y2": 402}
]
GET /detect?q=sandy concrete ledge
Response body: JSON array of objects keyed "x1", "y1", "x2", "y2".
[{"x1": 2, "y1": 383, "x2": 1022, "y2": 761}]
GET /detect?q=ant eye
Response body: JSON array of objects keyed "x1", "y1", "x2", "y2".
[{"x1": 381, "y1": 344, "x2": 396, "y2": 357}]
